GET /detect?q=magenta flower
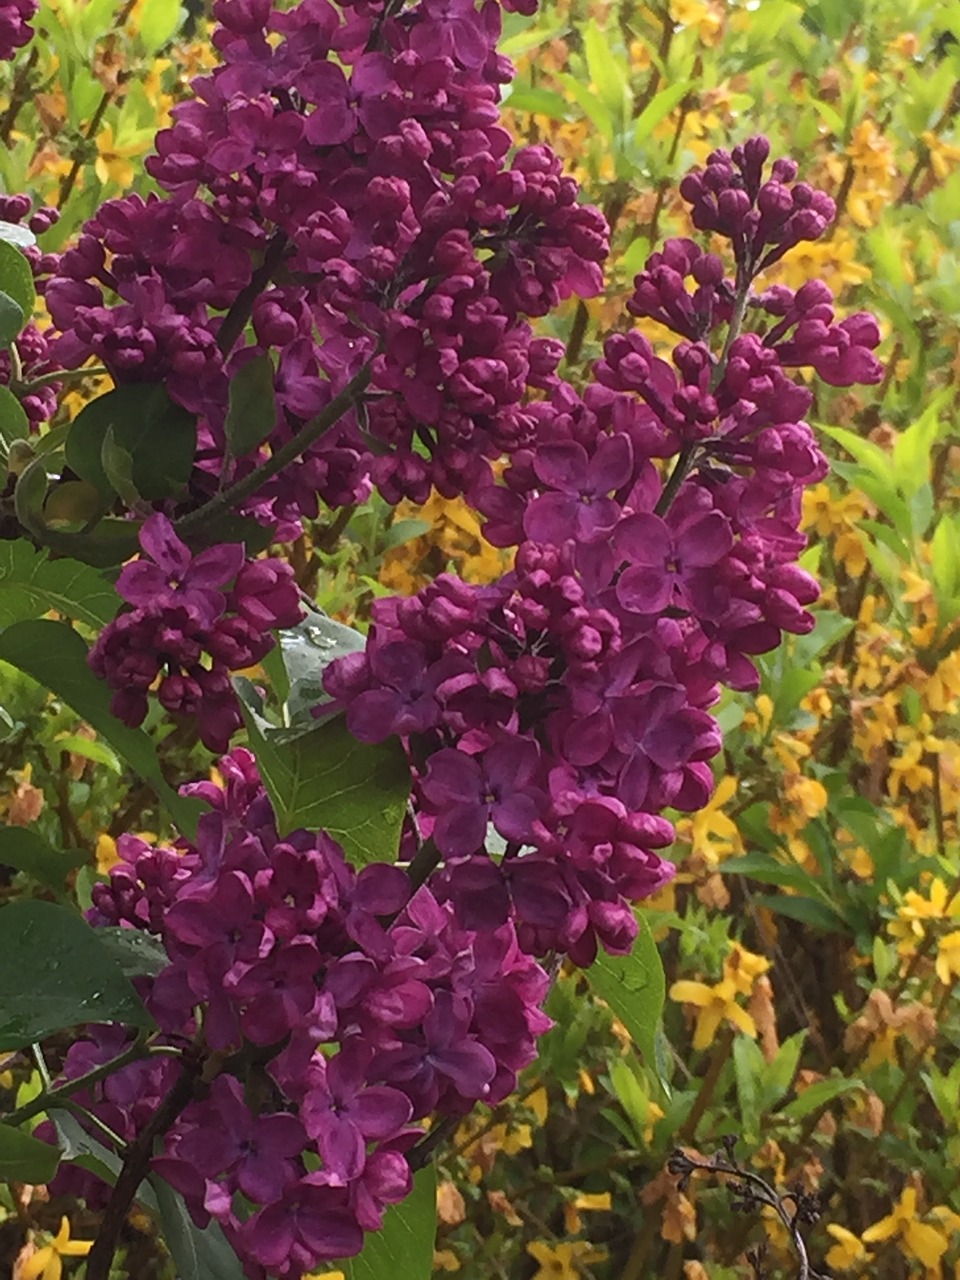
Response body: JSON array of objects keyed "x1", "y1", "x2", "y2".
[
  {"x1": 240, "y1": 1180, "x2": 363, "y2": 1270},
  {"x1": 523, "y1": 434, "x2": 632, "y2": 544},
  {"x1": 616, "y1": 509, "x2": 733, "y2": 616},
  {"x1": 422, "y1": 739, "x2": 544, "y2": 857},
  {"x1": 302, "y1": 1040, "x2": 413, "y2": 1181},
  {"x1": 117, "y1": 514, "x2": 244, "y2": 627},
  {"x1": 173, "y1": 1076, "x2": 305, "y2": 1203},
  {"x1": 345, "y1": 640, "x2": 443, "y2": 743}
]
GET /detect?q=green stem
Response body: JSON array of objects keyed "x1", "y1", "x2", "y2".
[
  {"x1": 59, "y1": 90, "x2": 114, "y2": 210},
  {"x1": 654, "y1": 275, "x2": 752, "y2": 518},
  {"x1": 677, "y1": 1025, "x2": 734, "y2": 1144},
  {"x1": 13, "y1": 366, "x2": 111, "y2": 395},
  {"x1": 176, "y1": 362, "x2": 373, "y2": 536},
  {"x1": 216, "y1": 231, "x2": 289, "y2": 358}
]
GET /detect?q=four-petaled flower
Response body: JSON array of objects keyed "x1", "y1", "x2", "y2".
[{"x1": 19, "y1": 1217, "x2": 92, "y2": 1280}]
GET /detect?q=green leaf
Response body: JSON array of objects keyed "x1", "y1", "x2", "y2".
[
  {"x1": 0, "y1": 539, "x2": 119, "y2": 630},
  {"x1": 224, "y1": 354, "x2": 277, "y2": 459},
  {"x1": 0, "y1": 619, "x2": 203, "y2": 836},
  {"x1": 586, "y1": 914, "x2": 665, "y2": 1078},
  {"x1": 721, "y1": 852, "x2": 819, "y2": 894},
  {"x1": 0, "y1": 1121, "x2": 61, "y2": 1182},
  {"x1": 763, "y1": 1031, "x2": 806, "y2": 1106},
  {"x1": 498, "y1": 23, "x2": 565, "y2": 57},
  {"x1": 779, "y1": 1077, "x2": 864, "y2": 1121},
  {"x1": 733, "y1": 1035, "x2": 765, "y2": 1142},
  {"x1": 137, "y1": 0, "x2": 183, "y2": 51},
  {"x1": 13, "y1": 455, "x2": 48, "y2": 537},
  {"x1": 52, "y1": 1110, "x2": 161, "y2": 1213},
  {"x1": 239, "y1": 706, "x2": 411, "y2": 860},
  {"x1": 892, "y1": 395, "x2": 946, "y2": 498},
  {"x1": 101, "y1": 424, "x2": 142, "y2": 507},
  {"x1": 94, "y1": 927, "x2": 170, "y2": 979},
  {"x1": 0, "y1": 827, "x2": 86, "y2": 890},
  {"x1": 0, "y1": 221, "x2": 36, "y2": 249},
  {"x1": 556, "y1": 73, "x2": 614, "y2": 141},
  {"x1": 65, "y1": 384, "x2": 196, "y2": 502},
  {"x1": 0, "y1": 239, "x2": 34, "y2": 328},
  {"x1": 582, "y1": 19, "x2": 632, "y2": 121},
  {"x1": 0, "y1": 383, "x2": 29, "y2": 452},
  {"x1": 51, "y1": 1110, "x2": 124, "y2": 1188},
  {"x1": 0, "y1": 900, "x2": 153, "y2": 1050},
  {"x1": 279, "y1": 607, "x2": 368, "y2": 720},
  {"x1": 750, "y1": 893, "x2": 851, "y2": 934},
  {"x1": 932, "y1": 514, "x2": 960, "y2": 597},
  {"x1": 53, "y1": 733, "x2": 122, "y2": 772},
  {"x1": 633, "y1": 81, "x2": 692, "y2": 146},
  {"x1": 342, "y1": 1166, "x2": 437, "y2": 1280},
  {"x1": 502, "y1": 85, "x2": 571, "y2": 118},
  {"x1": 607, "y1": 1055, "x2": 650, "y2": 1146},
  {"x1": 819, "y1": 424, "x2": 894, "y2": 486},
  {"x1": 0, "y1": 291, "x2": 25, "y2": 343},
  {"x1": 150, "y1": 1175, "x2": 246, "y2": 1280}
]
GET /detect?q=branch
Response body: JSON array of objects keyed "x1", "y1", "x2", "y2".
[
  {"x1": 216, "y1": 231, "x2": 290, "y2": 358},
  {"x1": 667, "y1": 1144, "x2": 831, "y2": 1280},
  {"x1": 176, "y1": 361, "x2": 374, "y2": 536},
  {"x1": 2, "y1": 1039, "x2": 181, "y2": 1128},
  {"x1": 85, "y1": 1068, "x2": 197, "y2": 1280}
]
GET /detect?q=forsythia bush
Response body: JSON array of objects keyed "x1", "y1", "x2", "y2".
[{"x1": 0, "y1": 2, "x2": 956, "y2": 1280}]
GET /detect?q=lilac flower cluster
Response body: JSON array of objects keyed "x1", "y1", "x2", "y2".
[
  {"x1": 0, "y1": 196, "x2": 62, "y2": 429},
  {"x1": 43, "y1": 748, "x2": 548, "y2": 1278},
  {"x1": 323, "y1": 137, "x2": 884, "y2": 964},
  {"x1": 42, "y1": 0, "x2": 606, "y2": 530},
  {"x1": 89, "y1": 513, "x2": 303, "y2": 750},
  {"x1": 0, "y1": 0, "x2": 35, "y2": 62}
]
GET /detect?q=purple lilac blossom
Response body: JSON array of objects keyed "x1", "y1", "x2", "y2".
[{"x1": 48, "y1": 749, "x2": 550, "y2": 1278}]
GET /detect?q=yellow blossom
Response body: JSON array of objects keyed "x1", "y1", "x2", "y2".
[
  {"x1": 526, "y1": 1240, "x2": 607, "y2": 1279},
  {"x1": 676, "y1": 775, "x2": 743, "y2": 868},
  {"x1": 862, "y1": 1186, "x2": 950, "y2": 1269},
  {"x1": 669, "y1": 0, "x2": 722, "y2": 43},
  {"x1": 888, "y1": 877, "x2": 960, "y2": 958},
  {"x1": 563, "y1": 1191, "x2": 612, "y2": 1234},
  {"x1": 769, "y1": 227, "x2": 871, "y2": 293},
  {"x1": 432, "y1": 1250, "x2": 460, "y2": 1272},
  {"x1": 921, "y1": 130, "x2": 960, "y2": 182},
  {"x1": 825, "y1": 1223, "x2": 873, "y2": 1271},
  {"x1": 888, "y1": 740, "x2": 933, "y2": 799},
  {"x1": 724, "y1": 945, "x2": 771, "y2": 996},
  {"x1": 19, "y1": 1218, "x2": 93, "y2": 1280},
  {"x1": 95, "y1": 125, "x2": 151, "y2": 188},
  {"x1": 95, "y1": 833, "x2": 121, "y2": 874},
  {"x1": 669, "y1": 974, "x2": 756, "y2": 1051},
  {"x1": 936, "y1": 930, "x2": 960, "y2": 985},
  {"x1": 0, "y1": 1050, "x2": 15, "y2": 1090}
]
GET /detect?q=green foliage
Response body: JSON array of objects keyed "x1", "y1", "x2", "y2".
[
  {"x1": 0, "y1": 619, "x2": 203, "y2": 835},
  {"x1": 0, "y1": 1121, "x2": 61, "y2": 1183},
  {"x1": 0, "y1": 539, "x2": 119, "y2": 630},
  {"x1": 64, "y1": 384, "x2": 197, "y2": 503},
  {"x1": 586, "y1": 915, "x2": 665, "y2": 1079},
  {"x1": 224, "y1": 353, "x2": 278, "y2": 459},
  {"x1": 0, "y1": 826, "x2": 86, "y2": 891},
  {"x1": 0, "y1": 900, "x2": 152, "y2": 1050},
  {"x1": 341, "y1": 1167, "x2": 438, "y2": 1280},
  {"x1": 239, "y1": 699, "x2": 411, "y2": 859}
]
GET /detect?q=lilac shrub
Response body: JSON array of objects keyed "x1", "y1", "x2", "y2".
[{"x1": 8, "y1": 0, "x2": 885, "y2": 1272}]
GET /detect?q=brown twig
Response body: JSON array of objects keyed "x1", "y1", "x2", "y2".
[
  {"x1": 58, "y1": 89, "x2": 116, "y2": 209},
  {"x1": 85, "y1": 1068, "x2": 197, "y2": 1280},
  {"x1": 0, "y1": 47, "x2": 39, "y2": 146}
]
